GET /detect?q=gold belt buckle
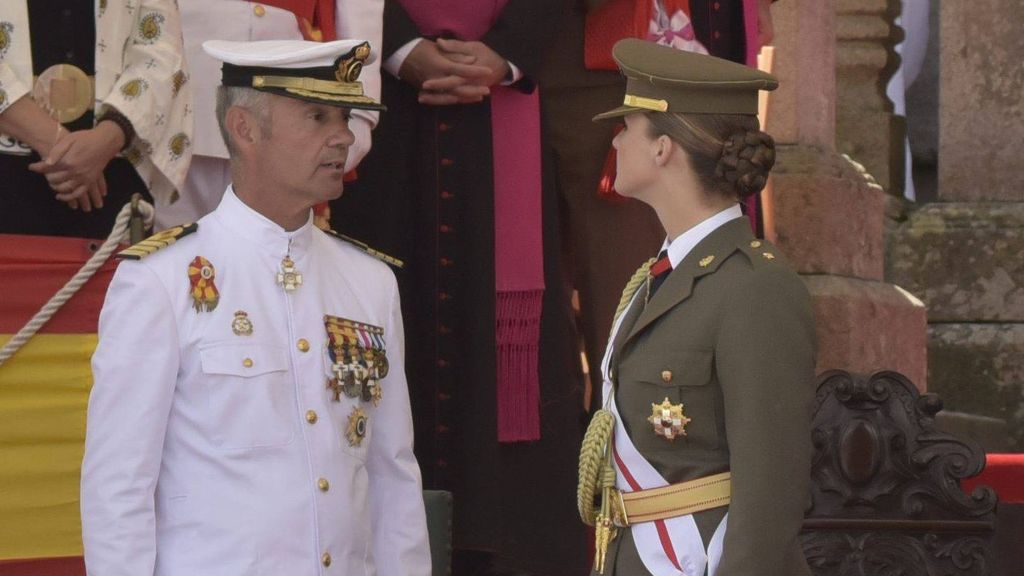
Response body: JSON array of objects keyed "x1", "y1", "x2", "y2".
[
  {"x1": 32, "y1": 64, "x2": 94, "y2": 123},
  {"x1": 610, "y1": 488, "x2": 630, "y2": 528}
]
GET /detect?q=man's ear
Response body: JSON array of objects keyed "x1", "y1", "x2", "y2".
[{"x1": 226, "y1": 105, "x2": 258, "y2": 154}]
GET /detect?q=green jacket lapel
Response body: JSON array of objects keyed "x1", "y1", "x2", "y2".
[{"x1": 623, "y1": 217, "x2": 753, "y2": 346}]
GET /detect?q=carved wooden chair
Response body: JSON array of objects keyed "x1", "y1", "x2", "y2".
[{"x1": 801, "y1": 370, "x2": 998, "y2": 576}]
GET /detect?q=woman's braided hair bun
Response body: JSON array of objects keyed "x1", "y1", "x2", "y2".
[{"x1": 715, "y1": 130, "x2": 776, "y2": 198}]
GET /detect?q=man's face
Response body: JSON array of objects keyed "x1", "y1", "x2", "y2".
[{"x1": 250, "y1": 95, "x2": 355, "y2": 206}]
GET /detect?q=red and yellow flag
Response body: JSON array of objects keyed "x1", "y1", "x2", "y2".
[{"x1": 0, "y1": 234, "x2": 118, "y2": 575}]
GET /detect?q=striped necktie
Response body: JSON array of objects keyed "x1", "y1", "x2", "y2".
[{"x1": 648, "y1": 249, "x2": 672, "y2": 297}]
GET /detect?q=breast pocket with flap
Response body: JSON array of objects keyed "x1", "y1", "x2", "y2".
[{"x1": 199, "y1": 342, "x2": 296, "y2": 450}]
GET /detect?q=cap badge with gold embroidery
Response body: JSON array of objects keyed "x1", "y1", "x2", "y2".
[
  {"x1": 187, "y1": 256, "x2": 219, "y2": 313},
  {"x1": 648, "y1": 397, "x2": 692, "y2": 441},
  {"x1": 276, "y1": 256, "x2": 303, "y2": 292},
  {"x1": 346, "y1": 407, "x2": 368, "y2": 447},
  {"x1": 231, "y1": 311, "x2": 253, "y2": 336}
]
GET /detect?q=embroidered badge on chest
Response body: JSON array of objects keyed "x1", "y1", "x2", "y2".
[
  {"x1": 324, "y1": 315, "x2": 388, "y2": 406},
  {"x1": 346, "y1": 407, "x2": 368, "y2": 447},
  {"x1": 231, "y1": 311, "x2": 253, "y2": 336},
  {"x1": 648, "y1": 397, "x2": 692, "y2": 441},
  {"x1": 187, "y1": 256, "x2": 219, "y2": 313},
  {"x1": 276, "y1": 256, "x2": 303, "y2": 292}
]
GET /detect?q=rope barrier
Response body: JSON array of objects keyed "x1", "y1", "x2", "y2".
[{"x1": 0, "y1": 199, "x2": 154, "y2": 368}]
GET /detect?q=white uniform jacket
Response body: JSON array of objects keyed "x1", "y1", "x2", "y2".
[
  {"x1": 0, "y1": 0, "x2": 193, "y2": 204},
  {"x1": 178, "y1": 0, "x2": 382, "y2": 168},
  {"x1": 82, "y1": 188, "x2": 430, "y2": 576}
]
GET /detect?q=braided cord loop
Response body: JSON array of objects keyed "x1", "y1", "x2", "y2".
[
  {"x1": 612, "y1": 258, "x2": 654, "y2": 325},
  {"x1": 577, "y1": 408, "x2": 616, "y2": 525}
]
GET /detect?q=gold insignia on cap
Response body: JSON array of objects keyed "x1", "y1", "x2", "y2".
[
  {"x1": 623, "y1": 94, "x2": 669, "y2": 112},
  {"x1": 232, "y1": 311, "x2": 254, "y2": 336},
  {"x1": 346, "y1": 407, "x2": 368, "y2": 447},
  {"x1": 699, "y1": 255, "x2": 715, "y2": 268},
  {"x1": 750, "y1": 240, "x2": 762, "y2": 248},
  {"x1": 276, "y1": 256, "x2": 303, "y2": 292},
  {"x1": 762, "y1": 252, "x2": 776, "y2": 260},
  {"x1": 336, "y1": 42, "x2": 370, "y2": 83},
  {"x1": 648, "y1": 397, "x2": 691, "y2": 441}
]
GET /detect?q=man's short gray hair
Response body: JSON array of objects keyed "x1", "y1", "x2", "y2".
[{"x1": 215, "y1": 86, "x2": 272, "y2": 154}]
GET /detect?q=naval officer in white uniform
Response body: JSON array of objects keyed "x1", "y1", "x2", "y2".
[{"x1": 81, "y1": 39, "x2": 430, "y2": 576}]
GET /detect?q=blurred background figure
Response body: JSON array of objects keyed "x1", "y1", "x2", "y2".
[
  {"x1": 330, "y1": 1, "x2": 589, "y2": 574},
  {"x1": 160, "y1": 0, "x2": 382, "y2": 229},
  {"x1": 0, "y1": 0, "x2": 192, "y2": 239}
]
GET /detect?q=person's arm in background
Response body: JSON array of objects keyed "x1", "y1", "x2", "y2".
[{"x1": 336, "y1": 0, "x2": 383, "y2": 171}]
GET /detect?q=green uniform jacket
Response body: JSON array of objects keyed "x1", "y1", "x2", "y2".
[{"x1": 603, "y1": 217, "x2": 815, "y2": 576}]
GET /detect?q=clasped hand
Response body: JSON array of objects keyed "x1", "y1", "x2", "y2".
[
  {"x1": 29, "y1": 121, "x2": 124, "y2": 212},
  {"x1": 400, "y1": 38, "x2": 512, "y2": 106}
]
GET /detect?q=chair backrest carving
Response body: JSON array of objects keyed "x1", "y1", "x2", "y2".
[{"x1": 802, "y1": 370, "x2": 997, "y2": 576}]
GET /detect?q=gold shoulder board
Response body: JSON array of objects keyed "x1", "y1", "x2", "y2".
[
  {"x1": 325, "y1": 230, "x2": 404, "y2": 269},
  {"x1": 117, "y1": 222, "x2": 198, "y2": 260}
]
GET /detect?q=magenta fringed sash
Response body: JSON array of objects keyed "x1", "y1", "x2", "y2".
[{"x1": 398, "y1": 0, "x2": 545, "y2": 442}]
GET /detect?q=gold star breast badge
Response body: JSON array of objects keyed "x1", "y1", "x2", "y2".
[
  {"x1": 647, "y1": 397, "x2": 692, "y2": 441},
  {"x1": 346, "y1": 407, "x2": 368, "y2": 447}
]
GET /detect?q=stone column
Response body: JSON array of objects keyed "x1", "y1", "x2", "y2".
[
  {"x1": 767, "y1": 0, "x2": 927, "y2": 388},
  {"x1": 834, "y1": 0, "x2": 905, "y2": 196},
  {"x1": 887, "y1": 0, "x2": 1024, "y2": 449}
]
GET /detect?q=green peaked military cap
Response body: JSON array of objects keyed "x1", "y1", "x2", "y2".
[{"x1": 594, "y1": 38, "x2": 778, "y2": 121}]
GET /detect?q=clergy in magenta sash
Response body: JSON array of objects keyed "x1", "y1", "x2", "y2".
[{"x1": 577, "y1": 39, "x2": 816, "y2": 576}]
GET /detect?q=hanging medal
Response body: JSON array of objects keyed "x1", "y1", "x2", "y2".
[
  {"x1": 187, "y1": 256, "x2": 219, "y2": 313},
  {"x1": 276, "y1": 256, "x2": 303, "y2": 292}
]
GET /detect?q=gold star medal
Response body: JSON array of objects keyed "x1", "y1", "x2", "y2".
[
  {"x1": 346, "y1": 407, "x2": 368, "y2": 447},
  {"x1": 187, "y1": 256, "x2": 219, "y2": 313},
  {"x1": 648, "y1": 397, "x2": 692, "y2": 441},
  {"x1": 276, "y1": 256, "x2": 303, "y2": 292},
  {"x1": 231, "y1": 311, "x2": 253, "y2": 336}
]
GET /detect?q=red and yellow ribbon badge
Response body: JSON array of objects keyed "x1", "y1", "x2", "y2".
[{"x1": 187, "y1": 256, "x2": 220, "y2": 313}]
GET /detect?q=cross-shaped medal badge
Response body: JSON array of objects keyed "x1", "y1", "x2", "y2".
[
  {"x1": 327, "y1": 362, "x2": 359, "y2": 402},
  {"x1": 648, "y1": 397, "x2": 692, "y2": 441},
  {"x1": 276, "y1": 256, "x2": 303, "y2": 292}
]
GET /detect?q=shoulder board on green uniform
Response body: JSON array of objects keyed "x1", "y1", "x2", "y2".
[
  {"x1": 737, "y1": 238, "x2": 782, "y2": 266},
  {"x1": 325, "y1": 230, "x2": 404, "y2": 269},
  {"x1": 117, "y1": 222, "x2": 198, "y2": 260}
]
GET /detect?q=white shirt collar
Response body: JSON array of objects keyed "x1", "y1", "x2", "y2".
[
  {"x1": 211, "y1": 185, "x2": 315, "y2": 257},
  {"x1": 662, "y1": 204, "x2": 744, "y2": 269}
]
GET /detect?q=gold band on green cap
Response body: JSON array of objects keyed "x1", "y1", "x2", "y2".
[
  {"x1": 623, "y1": 94, "x2": 669, "y2": 113},
  {"x1": 593, "y1": 39, "x2": 778, "y2": 122}
]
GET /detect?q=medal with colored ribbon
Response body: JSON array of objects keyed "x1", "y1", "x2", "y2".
[
  {"x1": 324, "y1": 315, "x2": 388, "y2": 406},
  {"x1": 187, "y1": 256, "x2": 219, "y2": 313}
]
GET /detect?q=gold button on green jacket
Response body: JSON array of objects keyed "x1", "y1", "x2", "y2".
[{"x1": 602, "y1": 217, "x2": 815, "y2": 575}]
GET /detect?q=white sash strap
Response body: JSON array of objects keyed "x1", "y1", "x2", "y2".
[{"x1": 601, "y1": 289, "x2": 727, "y2": 576}]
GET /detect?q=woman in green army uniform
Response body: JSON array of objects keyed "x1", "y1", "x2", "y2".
[{"x1": 578, "y1": 39, "x2": 816, "y2": 576}]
